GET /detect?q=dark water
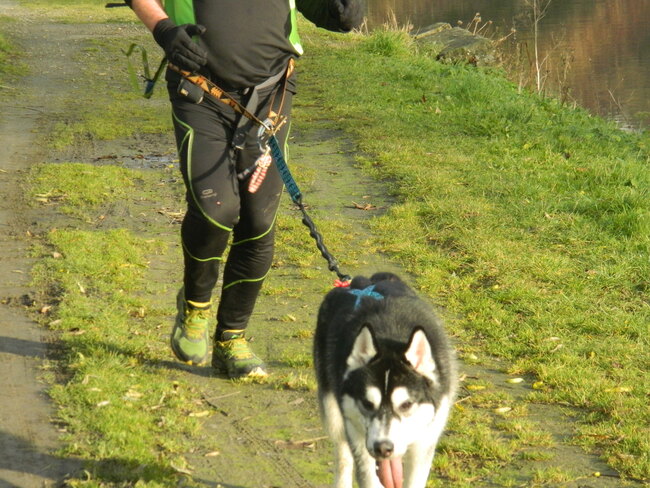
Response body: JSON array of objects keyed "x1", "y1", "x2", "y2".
[{"x1": 366, "y1": 0, "x2": 650, "y2": 130}]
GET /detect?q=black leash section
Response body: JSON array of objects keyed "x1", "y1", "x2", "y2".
[
  {"x1": 105, "y1": 2, "x2": 128, "y2": 7},
  {"x1": 268, "y1": 136, "x2": 351, "y2": 284}
]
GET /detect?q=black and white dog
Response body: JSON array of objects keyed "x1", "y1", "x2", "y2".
[{"x1": 314, "y1": 272, "x2": 457, "y2": 488}]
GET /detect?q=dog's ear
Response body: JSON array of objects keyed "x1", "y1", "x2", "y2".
[
  {"x1": 405, "y1": 328, "x2": 437, "y2": 382},
  {"x1": 347, "y1": 325, "x2": 378, "y2": 371}
]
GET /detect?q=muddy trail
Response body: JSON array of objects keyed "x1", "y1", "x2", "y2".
[{"x1": 0, "y1": 2, "x2": 644, "y2": 488}]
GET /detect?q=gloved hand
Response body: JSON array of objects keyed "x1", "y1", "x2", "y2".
[
  {"x1": 153, "y1": 18, "x2": 208, "y2": 72},
  {"x1": 330, "y1": 0, "x2": 364, "y2": 31}
]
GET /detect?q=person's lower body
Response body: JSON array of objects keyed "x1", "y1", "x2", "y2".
[{"x1": 166, "y1": 69, "x2": 294, "y2": 377}]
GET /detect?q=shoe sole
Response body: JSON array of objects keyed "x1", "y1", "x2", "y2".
[{"x1": 212, "y1": 357, "x2": 268, "y2": 379}]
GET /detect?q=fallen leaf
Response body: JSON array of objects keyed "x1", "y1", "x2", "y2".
[
  {"x1": 351, "y1": 201, "x2": 377, "y2": 211},
  {"x1": 170, "y1": 463, "x2": 193, "y2": 475},
  {"x1": 158, "y1": 208, "x2": 184, "y2": 224},
  {"x1": 605, "y1": 386, "x2": 631, "y2": 393},
  {"x1": 274, "y1": 436, "x2": 327, "y2": 450},
  {"x1": 124, "y1": 390, "x2": 143, "y2": 400},
  {"x1": 494, "y1": 407, "x2": 512, "y2": 414},
  {"x1": 189, "y1": 410, "x2": 211, "y2": 418}
]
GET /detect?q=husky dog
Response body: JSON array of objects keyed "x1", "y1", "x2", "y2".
[{"x1": 314, "y1": 272, "x2": 457, "y2": 488}]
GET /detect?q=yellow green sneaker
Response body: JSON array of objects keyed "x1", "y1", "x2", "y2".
[
  {"x1": 212, "y1": 329, "x2": 268, "y2": 378},
  {"x1": 170, "y1": 289, "x2": 211, "y2": 365}
]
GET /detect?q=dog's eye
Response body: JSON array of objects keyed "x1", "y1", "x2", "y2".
[
  {"x1": 398, "y1": 401, "x2": 414, "y2": 413},
  {"x1": 360, "y1": 399, "x2": 376, "y2": 411}
]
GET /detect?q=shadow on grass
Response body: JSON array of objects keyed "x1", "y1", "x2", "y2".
[
  {"x1": 1, "y1": 334, "x2": 251, "y2": 485},
  {"x1": 0, "y1": 330, "x2": 224, "y2": 382},
  {"x1": 156, "y1": 358, "x2": 220, "y2": 378},
  {"x1": 0, "y1": 429, "x2": 185, "y2": 487}
]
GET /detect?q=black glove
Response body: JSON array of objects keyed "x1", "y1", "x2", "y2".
[
  {"x1": 330, "y1": 0, "x2": 364, "y2": 31},
  {"x1": 153, "y1": 18, "x2": 208, "y2": 72}
]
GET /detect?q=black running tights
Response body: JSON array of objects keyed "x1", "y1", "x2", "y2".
[{"x1": 168, "y1": 77, "x2": 293, "y2": 333}]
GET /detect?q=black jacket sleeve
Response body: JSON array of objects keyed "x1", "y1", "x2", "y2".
[{"x1": 296, "y1": 0, "x2": 364, "y2": 32}]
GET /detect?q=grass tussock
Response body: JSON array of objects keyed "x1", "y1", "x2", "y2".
[
  {"x1": 0, "y1": 16, "x2": 22, "y2": 76},
  {"x1": 30, "y1": 163, "x2": 144, "y2": 219}
]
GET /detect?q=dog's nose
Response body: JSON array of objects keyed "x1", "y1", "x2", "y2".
[{"x1": 373, "y1": 440, "x2": 394, "y2": 458}]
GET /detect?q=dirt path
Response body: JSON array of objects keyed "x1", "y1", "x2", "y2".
[
  {"x1": 0, "y1": 2, "x2": 89, "y2": 486},
  {"x1": 0, "y1": 3, "x2": 645, "y2": 488}
]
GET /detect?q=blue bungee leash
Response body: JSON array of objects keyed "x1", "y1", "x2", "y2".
[{"x1": 267, "y1": 133, "x2": 351, "y2": 284}]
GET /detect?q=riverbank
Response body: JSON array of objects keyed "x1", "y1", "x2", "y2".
[
  {"x1": 307, "y1": 19, "x2": 650, "y2": 480},
  {"x1": 0, "y1": 1, "x2": 648, "y2": 486},
  {"x1": 298, "y1": 21, "x2": 650, "y2": 481}
]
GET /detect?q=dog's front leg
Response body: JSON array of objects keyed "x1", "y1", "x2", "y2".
[
  {"x1": 321, "y1": 393, "x2": 355, "y2": 488},
  {"x1": 349, "y1": 441, "x2": 383, "y2": 488},
  {"x1": 402, "y1": 442, "x2": 436, "y2": 488},
  {"x1": 332, "y1": 439, "x2": 354, "y2": 488}
]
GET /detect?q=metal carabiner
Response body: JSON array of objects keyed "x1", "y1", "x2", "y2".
[{"x1": 257, "y1": 118, "x2": 275, "y2": 152}]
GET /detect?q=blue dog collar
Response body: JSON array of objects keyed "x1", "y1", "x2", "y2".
[{"x1": 349, "y1": 285, "x2": 384, "y2": 310}]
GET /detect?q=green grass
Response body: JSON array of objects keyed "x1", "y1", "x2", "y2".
[
  {"x1": 0, "y1": 16, "x2": 21, "y2": 77},
  {"x1": 32, "y1": 226, "x2": 197, "y2": 485},
  {"x1": 19, "y1": 0, "x2": 134, "y2": 23},
  {"x1": 0, "y1": 29, "x2": 10, "y2": 70},
  {"x1": 30, "y1": 163, "x2": 149, "y2": 220},
  {"x1": 297, "y1": 24, "x2": 650, "y2": 480}
]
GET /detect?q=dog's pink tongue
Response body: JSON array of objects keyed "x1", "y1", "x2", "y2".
[{"x1": 376, "y1": 458, "x2": 403, "y2": 488}]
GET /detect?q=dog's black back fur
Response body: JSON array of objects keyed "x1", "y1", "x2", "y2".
[{"x1": 314, "y1": 272, "x2": 456, "y2": 406}]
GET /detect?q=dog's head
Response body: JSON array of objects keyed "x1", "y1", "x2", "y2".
[{"x1": 340, "y1": 325, "x2": 450, "y2": 460}]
